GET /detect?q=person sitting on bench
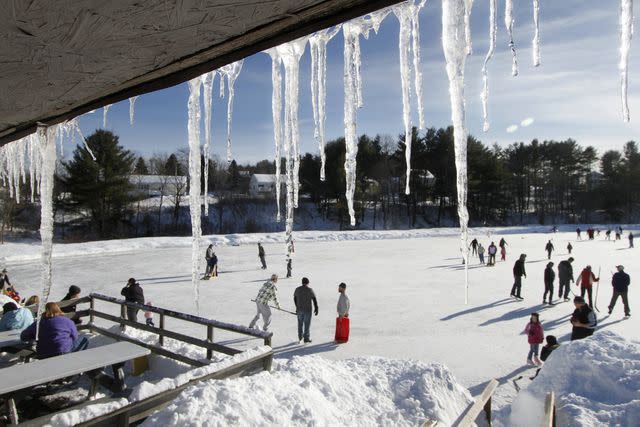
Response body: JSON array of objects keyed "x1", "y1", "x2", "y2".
[
  {"x1": 61, "y1": 285, "x2": 83, "y2": 325},
  {"x1": 0, "y1": 302, "x2": 34, "y2": 332},
  {"x1": 20, "y1": 302, "x2": 88, "y2": 359}
]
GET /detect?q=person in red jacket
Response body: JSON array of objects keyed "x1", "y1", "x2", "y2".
[
  {"x1": 576, "y1": 265, "x2": 599, "y2": 308},
  {"x1": 524, "y1": 312, "x2": 544, "y2": 365}
]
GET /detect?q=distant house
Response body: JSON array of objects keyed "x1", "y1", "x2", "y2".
[
  {"x1": 249, "y1": 174, "x2": 285, "y2": 196},
  {"x1": 130, "y1": 174, "x2": 187, "y2": 196}
]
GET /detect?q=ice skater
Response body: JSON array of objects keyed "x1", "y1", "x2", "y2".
[
  {"x1": 545, "y1": 240, "x2": 554, "y2": 259},
  {"x1": 258, "y1": 243, "x2": 267, "y2": 270},
  {"x1": 294, "y1": 277, "x2": 318, "y2": 343},
  {"x1": 576, "y1": 227, "x2": 582, "y2": 240},
  {"x1": 477, "y1": 243, "x2": 485, "y2": 264},
  {"x1": 629, "y1": 232, "x2": 634, "y2": 248},
  {"x1": 567, "y1": 242, "x2": 573, "y2": 254},
  {"x1": 543, "y1": 262, "x2": 555, "y2": 305},
  {"x1": 500, "y1": 245, "x2": 507, "y2": 261},
  {"x1": 249, "y1": 274, "x2": 280, "y2": 331},
  {"x1": 487, "y1": 242, "x2": 497, "y2": 266},
  {"x1": 608, "y1": 265, "x2": 630, "y2": 317},
  {"x1": 576, "y1": 265, "x2": 599, "y2": 308},
  {"x1": 511, "y1": 254, "x2": 527, "y2": 300},
  {"x1": 524, "y1": 312, "x2": 544, "y2": 366},
  {"x1": 470, "y1": 238, "x2": 478, "y2": 256}
]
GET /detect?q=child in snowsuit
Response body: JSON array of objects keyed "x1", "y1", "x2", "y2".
[
  {"x1": 144, "y1": 302, "x2": 155, "y2": 327},
  {"x1": 524, "y1": 312, "x2": 544, "y2": 365}
]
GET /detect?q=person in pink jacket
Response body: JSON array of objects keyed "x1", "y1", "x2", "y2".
[{"x1": 524, "y1": 312, "x2": 544, "y2": 365}]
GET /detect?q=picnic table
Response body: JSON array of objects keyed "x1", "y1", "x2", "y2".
[{"x1": 0, "y1": 341, "x2": 150, "y2": 424}]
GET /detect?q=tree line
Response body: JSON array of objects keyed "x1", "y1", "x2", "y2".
[{"x1": 1, "y1": 127, "x2": 639, "y2": 241}]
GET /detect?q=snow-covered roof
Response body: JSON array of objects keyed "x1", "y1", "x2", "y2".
[
  {"x1": 130, "y1": 174, "x2": 187, "y2": 185},
  {"x1": 250, "y1": 174, "x2": 285, "y2": 184},
  {"x1": 0, "y1": 0, "x2": 403, "y2": 145}
]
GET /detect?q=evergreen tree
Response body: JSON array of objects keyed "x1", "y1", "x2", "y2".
[
  {"x1": 134, "y1": 156, "x2": 149, "y2": 174},
  {"x1": 62, "y1": 130, "x2": 135, "y2": 238}
]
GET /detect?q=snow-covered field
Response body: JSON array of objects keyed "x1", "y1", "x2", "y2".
[{"x1": 2, "y1": 226, "x2": 638, "y2": 426}]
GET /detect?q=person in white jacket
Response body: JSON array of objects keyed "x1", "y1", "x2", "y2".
[{"x1": 337, "y1": 283, "x2": 350, "y2": 317}]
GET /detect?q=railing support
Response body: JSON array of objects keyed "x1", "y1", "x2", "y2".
[
  {"x1": 159, "y1": 313, "x2": 165, "y2": 347},
  {"x1": 120, "y1": 305, "x2": 126, "y2": 331},
  {"x1": 206, "y1": 325, "x2": 214, "y2": 360}
]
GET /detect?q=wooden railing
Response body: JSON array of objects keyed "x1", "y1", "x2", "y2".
[
  {"x1": 541, "y1": 391, "x2": 556, "y2": 427},
  {"x1": 448, "y1": 378, "x2": 499, "y2": 427}
]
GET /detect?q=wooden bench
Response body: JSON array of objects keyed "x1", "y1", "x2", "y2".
[
  {"x1": 0, "y1": 330, "x2": 23, "y2": 350},
  {"x1": 0, "y1": 341, "x2": 150, "y2": 424}
]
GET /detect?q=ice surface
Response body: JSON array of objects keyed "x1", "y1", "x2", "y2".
[
  {"x1": 187, "y1": 77, "x2": 203, "y2": 313},
  {"x1": 620, "y1": 0, "x2": 633, "y2": 122},
  {"x1": 532, "y1": 0, "x2": 541, "y2": 66},
  {"x1": 505, "y1": 0, "x2": 519, "y2": 76},
  {"x1": 265, "y1": 48, "x2": 284, "y2": 221},
  {"x1": 202, "y1": 71, "x2": 216, "y2": 216},
  {"x1": 129, "y1": 96, "x2": 139, "y2": 125},
  {"x1": 218, "y1": 60, "x2": 244, "y2": 162},
  {"x1": 481, "y1": 0, "x2": 497, "y2": 132},
  {"x1": 343, "y1": 9, "x2": 390, "y2": 226},
  {"x1": 442, "y1": 0, "x2": 470, "y2": 302},
  {"x1": 310, "y1": 26, "x2": 341, "y2": 182}
]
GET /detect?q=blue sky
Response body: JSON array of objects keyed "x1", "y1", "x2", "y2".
[{"x1": 77, "y1": 1, "x2": 640, "y2": 164}]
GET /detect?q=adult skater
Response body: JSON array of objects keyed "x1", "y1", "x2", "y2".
[
  {"x1": 477, "y1": 243, "x2": 486, "y2": 264},
  {"x1": 511, "y1": 254, "x2": 527, "y2": 300},
  {"x1": 500, "y1": 245, "x2": 507, "y2": 261},
  {"x1": 470, "y1": 238, "x2": 478, "y2": 256},
  {"x1": 120, "y1": 278, "x2": 145, "y2": 322},
  {"x1": 249, "y1": 274, "x2": 280, "y2": 331},
  {"x1": 615, "y1": 230, "x2": 621, "y2": 240},
  {"x1": 608, "y1": 265, "x2": 630, "y2": 317},
  {"x1": 0, "y1": 268, "x2": 11, "y2": 291},
  {"x1": 487, "y1": 242, "x2": 498, "y2": 266},
  {"x1": 335, "y1": 283, "x2": 350, "y2": 343},
  {"x1": 576, "y1": 227, "x2": 581, "y2": 240},
  {"x1": 606, "y1": 229, "x2": 612, "y2": 240},
  {"x1": 543, "y1": 262, "x2": 555, "y2": 305},
  {"x1": 294, "y1": 277, "x2": 318, "y2": 343},
  {"x1": 286, "y1": 255, "x2": 292, "y2": 278},
  {"x1": 570, "y1": 296, "x2": 596, "y2": 341},
  {"x1": 258, "y1": 243, "x2": 267, "y2": 269},
  {"x1": 337, "y1": 283, "x2": 350, "y2": 318},
  {"x1": 499, "y1": 238, "x2": 507, "y2": 249},
  {"x1": 207, "y1": 251, "x2": 218, "y2": 278},
  {"x1": 204, "y1": 244, "x2": 215, "y2": 277},
  {"x1": 629, "y1": 233, "x2": 634, "y2": 248},
  {"x1": 567, "y1": 242, "x2": 573, "y2": 254},
  {"x1": 558, "y1": 257, "x2": 575, "y2": 301},
  {"x1": 576, "y1": 265, "x2": 599, "y2": 308},
  {"x1": 545, "y1": 240, "x2": 554, "y2": 260}
]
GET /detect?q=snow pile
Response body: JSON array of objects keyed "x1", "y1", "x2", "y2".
[
  {"x1": 44, "y1": 398, "x2": 129, "y2": 427},
  {"x1": 142, "y1": 355, "x2": 472, "y2": 427},
  {"x1": 509, "y1": 331, "x2": 640, "y2": 426}
]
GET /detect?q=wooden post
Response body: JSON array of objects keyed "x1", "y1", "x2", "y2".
[
  {"x1": 541, "y1": 391, "x2": 556, "y2": 427},
  {"x1": 159, "y1": 313, "x2": 165, "y2": 347},
  {"x1": 120, "y1": 304, "x2": 126, "y2": 331},
  {"x1": 264, "y1": 335, "x2": 271, "y2": 347},
  {"x1": 453, "y1": 378, "x2": 498, "y2": 427},
  {"x1": 89, "y1": 296, "x2": 95, "y2": 325},
  {"x1": 206, "y1": 325, "x2": 213, "y2": 360},
  {"x1": 6, "y1": 397, "x2": 18, "y2": 425},
  {"x1": 483, "y1": 396, "x2": 492, "y2": 425}
]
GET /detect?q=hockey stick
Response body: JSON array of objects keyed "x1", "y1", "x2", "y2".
[
  {"x1": 251, "y1": 300, "x2": 296, "y2": 315},
  {"x1": 593, "y1": 267, "x2": 601, "y2": 312}
]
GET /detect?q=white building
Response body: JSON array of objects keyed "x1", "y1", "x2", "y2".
[{"x1": 249, "y1": 174, "x2": 285, "y2": 196}]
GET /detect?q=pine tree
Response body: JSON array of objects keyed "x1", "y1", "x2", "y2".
[{"x1": 134, "y1": 157, "x2": 149, "y2": 174}]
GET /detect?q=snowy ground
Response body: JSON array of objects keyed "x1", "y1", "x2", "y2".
[{"x1": 2, "y1": 226, "x2": 638, "y2": 425}]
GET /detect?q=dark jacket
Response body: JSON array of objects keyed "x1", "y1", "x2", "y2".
[
  {"x1": 540, "y1": 343, "x2": 559, "y2": 362},
  {"x1": 21, "y1": 316, "x2": 78, "y2": 358},
  {"x1": 545, "y1": 242, "x2": 554, "y2": 252},
  {"x1": 558, "y1": 260, "x2": 574, "y2": 282},
  {"x1": 612, "y1": 271, "x2": 630, "y2": 292},
  {"x1": 121, "y1": 283, "x2": 145, "y2": 304},
  {"x1": 0, "y1": 273, "x2": 11, "y2": 290},
  {"x1": 258, "y1": 245, "x2": 265, "y2": 257},
  {"x1": 571, "y1": 305, "x2": 596, "y2": 340},
  {"x1": 294, "y1": 285, "x2": 318, "y2": 313},
  {"x1": 544, "y1": 266, "x2": 555, "y2": 285},
  {"x1": 513, "y1": 259, "x2": 526, "y2": 277}
]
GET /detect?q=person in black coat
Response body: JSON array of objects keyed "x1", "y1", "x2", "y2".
[
  {"x1": 510, "y1": 254, "x2": 527, "y2": 299},
  {"x1": 608, "y1": 265, "x2": 630, "y2": 317},
  {"x1": 543, "y1": 262, "x2": 555, "y2": 305},
  {"x1": 532, "y1": 335, "x2": 560, "y2": 379},
  {"x1": 61, "y1": 285, "x2": 82, "y2": 324},
  {"x1": 120, "y1": 278, "x2": 145, "y2": 322},
  {"x1": 557, "y1": 257, "x2": 574, "y2": 301},
  {"x1": 545, "y1": 240, "x2": 554, "y2": 260},
  {"x1": 570, "y1": 296, "x2": 597, "y2": 341}
]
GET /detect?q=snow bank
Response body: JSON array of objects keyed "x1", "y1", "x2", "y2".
[
  {"x1": 44, "y1": 398, "x2": 129, "y2": 427},
  {"x1": 142, "y1": 355, "x2": 472, "y2": 427},
  {"x1": 509, "y1": 331, "x2": 640, "y2": 426}
]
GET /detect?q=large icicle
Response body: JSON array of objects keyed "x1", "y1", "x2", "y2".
[
  {"x1": 34, "y1": 124, "x2": 58, "y2": 338},
  {"x1": 442, "y1": 0, "x2": 471, "y2": 303},
  {"x1": 481, "y1": 0, "x2": 497, "y2": 132},
  {"x1": 103, "y1": 104, "x2": 111, "y2": 127},
  {"x1": 202, "y1": 71, "x2": 216, "y2": 216},
  {"x1": 620, "y1": 0, "x2": 634, "y2": 122},
  {"x1": 342, "y1": 9, "x2": 390, "y2": 226},
  {"x1": 464, "y1": 0, "x2": 474, "y2": 55},
  {"x1": 218, "y1": 60, "x2": 244, "y2": 163},
  {"x1": 505, "y1": 0, "x2": 519, "y2": 76},
  {"x1": 532, "y1": 0, "x2": 541, "y2": 66},
  {"x1": 393, "y1": 0, "x2": 427, "y2": 195},
  {"x1": 129, "y1": 96, "x2": 139, "y2": 125},
  {"x1": 265, "y1": 48, "x2": 284, "y2": 221},
  {"x1": 277, "y1": 37, "x2": 308, "y2": 251},
  {"x1": 310, "y1": 26, "x2": 341, "y2": 182},
  {"x1": 187, "y1": 77, "x2": 203, "y2": 313}
]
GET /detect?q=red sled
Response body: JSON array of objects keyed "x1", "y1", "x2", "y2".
[{"x1": 335, "y1": 317, "x2": 350, "y2": 343}]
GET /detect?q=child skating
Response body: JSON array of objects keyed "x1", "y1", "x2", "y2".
[{"x1": 524, "y1": 312, "x2": 544, "y2": 366}]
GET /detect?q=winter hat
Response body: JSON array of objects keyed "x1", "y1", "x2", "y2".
[
  {"x1": 339, "y1": 283, "x2": 347, "y2": 289},
  {"x1": 302, "y1": 277, "x2": 309, "y2": 285},
  {"x1": 547, "y1": 262, "x2": 554, "y2": 267},
  {"x1": 1, "y1": 268, "x2": 6, "y2": 273},
  {"x1": 617, "y1": 265, "x2": 625, "y2": 270},
  {"x1": 2, "y1": 302, "x2": 17, "y2": 313},
  {"x1": 68, "y1": 285, "x2": 81, "y2": 295},
  {"x1": 573, "y1": 296, "x2": 585, "y2": 304},
  {"x1": 568, "y1": 257, "x2": 574, "y2": 262},
  {"x1": 546, "y1": 335, "x2": 558, "y2": 345},
  {"x1": 128, "y1": 278, "x2": 136, "y2": 285}
]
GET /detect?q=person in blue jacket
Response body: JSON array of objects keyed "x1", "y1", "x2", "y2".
[{"x1": 0, "y1": 302, "x2": 34, "y2": 331}]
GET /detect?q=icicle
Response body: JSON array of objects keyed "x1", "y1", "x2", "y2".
[
  {"x1": 505, "y1": 0, "x2": 519, "y2": 76},
  {"x1": 342, "y1": 9, "x2": 391, "y2": 226},
  {"x1": 442, "y1": 0, "x2": 470, "y2": 303},
  {"x1": 34, "y1": 124, "x2": 58, "y2": 340},
  {"x1": 218, "y1": 60, "x2": 243, "y2": 163},
  {"x1": 202, "y1": 71, "x2": 216, "y2": 216},
  {"x1": 532, "y1": 0, "x2": 541, "y2": 66},
  {"x1": 394, "y1": 0, "x2": 427, "y2": 195},
  {"x1": 481, "y1": 0, "x2": 497, "y2": 132},
  {"x1": 129, "y1": 96, "x2": 139, "y2": 125},
  {"x1": 464, "y1": 0, "x2": 474, "y2": 55},
  {"x1": 66, "y1": 118, "x2": 96, "y2": 160},
  {"x1": 310, "y1": 26, "x2": 341, "y2": 182},
  {"x1": 620, "y1": 0, "x2": 634, "y2": 122},
  {"x1": 187, "y1": 77, "x2": 203, "y2": 314},
  {"x1": 265, "y1": 48, "x2": 284, "y2": 221},
  {"x1": 103, "y1": 104, "x2": 111, "y2": 127}
]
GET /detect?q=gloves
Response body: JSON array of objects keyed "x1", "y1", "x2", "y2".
[{"x1": 314, "y1": 309, "x2": 318, "y2": 316}]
